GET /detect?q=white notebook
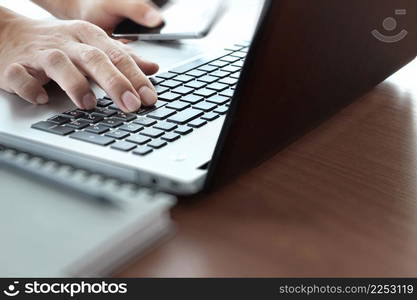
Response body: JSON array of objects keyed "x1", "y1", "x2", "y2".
[{"x1": 0, "y1": 146, "x2": 176, "y2": 277}]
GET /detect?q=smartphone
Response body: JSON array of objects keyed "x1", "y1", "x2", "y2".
[{"x1": 112, "y1": 0, "x2": 224, "y2": 40}]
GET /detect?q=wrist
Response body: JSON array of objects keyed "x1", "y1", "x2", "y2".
[{"x1": 31, "y1": 0, "x2": 83, "y2": 20}]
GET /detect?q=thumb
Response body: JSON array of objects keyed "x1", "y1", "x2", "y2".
[{"x1": 108, "y1": 0, "x2": 163, "y2": 27}]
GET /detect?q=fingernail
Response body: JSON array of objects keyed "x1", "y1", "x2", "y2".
[
  {"x1": 122, "y1": 91, "x2": 141, "y2": 112},
  {"x1": 82, "y1": 93, "x2": 97, "y2": 110},
  {"x1": 138, "y1": 86, "x2": 158, "y2": 106},
  {"x1": 144, "y1": 10, "x2": 162, "y2": 27},
  {"x1": 36, "y1": 93, "x2": 48, "y2": 104}
]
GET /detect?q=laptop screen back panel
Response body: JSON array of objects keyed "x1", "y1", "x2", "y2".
[{"x1": 205, "y1": 0, "x2": 417, "y2": 190}]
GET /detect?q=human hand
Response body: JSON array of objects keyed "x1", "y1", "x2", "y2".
[
  {"x1": 0, "y1": 12, "x2": 159, "y2": 112},
  {"x1": 33, "y1": 0, "x2": 163, "y2": 31}
]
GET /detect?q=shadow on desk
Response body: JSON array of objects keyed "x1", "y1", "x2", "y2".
[{"x1": 118, "y1": 61, "x2": 417, "y2": 277}]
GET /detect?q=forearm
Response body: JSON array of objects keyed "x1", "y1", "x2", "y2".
[{"x1": 30, "y1": 0, "x2": 81, "y2": 19}]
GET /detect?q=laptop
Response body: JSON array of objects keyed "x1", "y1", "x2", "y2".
[{"x1": 0, "y1": 0, "x2": 415, "y2": 195}]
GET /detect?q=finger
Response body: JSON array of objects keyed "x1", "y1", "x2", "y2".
[
  {"x1": 117, "y1": 41, "x2": 159, "y2": 75},
  {"x1": 36, "y1": 49, "x2": 96, "y2": 110},
  {"x1": 118, "y1": 38, "x2": 137, "y2": 44},
  {"x1": 64, "y1": 42, "x2": 143, "y2": 112},
  {"x1": 76, "y1": 27, "x2": 157, "y2": 106},
  {"x1": 3, "y1": 63, "x2": 48, "y2": 105},
  {"x1": 106, "y1": 0, "x2": 163, "y2": 27}
]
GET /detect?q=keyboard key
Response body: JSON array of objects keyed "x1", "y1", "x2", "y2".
[
  {"x1": 233, "y1": 60, "x2": 245, "y2": 67},
  {"x1": 80, "y1": 115, "x2": 104, "y2": 124},
  {"x1": 155, "y1": 85, "x2": 169, "y2": 94},
  {"x1": 214, "y1": 106, "x2": 229, "y2": 115},
  {"x1": 137, "y1": 101, "x2": 166, "y2": 115},
  {"x1": 194, "y1": 88, "x2": 216, "y2": 98},
  {"x1": 198, "y1": 65, "x2": 217, "y2": 72},
  {"x1": 108, "y1": 103, "x2": 119, "y2": 110},
  {"x1": 188, "y1": 119, "x2": 208, "y2": 128},
  {"x1": 150, "y1": 77, "x2": 164, "y2": 85},
  {"x1": 112, "y1": 112, "x2": 137, "y2": 122},
  {"x1": 127, "y1": 135, "x2": 151, "y2": 145},
  {"x1": 100, "y1": 118, "x2": 124, "y2": 128},
  {"x1": 206, "y1": 95, "x2": 230, "y2": 105},
  {"x1": 119, "y1": 123, "x2": 143, "y2": 133},
  {"x1": 220, "y1": 55, "x2": 241, "y2": 63},
  {"x1": 154, "y1": 122, "x2": 178, "y2": 132},
  {"x1": 48, "y1": 115, "x2": 71, "y2": 125},
  {"x1": 97, "y1": 99, "x2": 113, "y2": 107},
  {"x1": 133, "y1": 146, "x2": 153, "y2": 156},
  {"x1": 161, "y1": 132, "x2": 181, "y2": 142},
  {"x1": 206, "y1": 82, "x2": 228, "y2": 92},
  {"x1": 140, "y1": 128, "x2": 164, "y2": 138},
  {"x1": 62, "y1": 110, "x2": 86, "y2": 119},
  {"x1": 219, "y1": 78, "x2": 239, "y2": 85},
  {"x1": 173, "y1": 75, "x2": 194, "y2": 83},
  {"x1": 224, "y1": 45, "x2": 244, "y2": 51},
  {"x1": 105, "y1": 130, "x2": 130, "y2": 139},
  {"x1": 209, "y1": 60, "x2": 229, "y2": 68},
  {"x1": 170, "y1": 51, "x2": 229, "y2": 74},
  {"x1": 220, "y1": 89, "x2": 235, "y2": 98},
  {"x1": 160, "y1": 80, "x2": 182, "y2": 89},
  {"x1": 111, "y1": 141, "x2": 136, "y2": 152},
  {"x1": 156, "y1": 72, "x2": 176, "y2": 79},
  {"x1": 193, "y1": 102, "x2": 217, "y2": 112},
  {"x1": 92, "y1": 108, "x2": 117, "y2": 117},
  {"x1": 147, "y1": 108, "x2": 177, "y2": 120},
  {"x1": 210, "y1": 70, "x2": 230, "y2": 78},
  {"x1": 85, "y1": 124, "x2": 110, "y2": 134},
  {"x1": 231, "y1": 72, "x2": 241, "y2": 79},
  {"x1": 197, "y1": 75, "x2": 218, "y2": 84},
  {"x1": 175, "y1": 126, "x2": 193, "y2": 135},
  {"x1": 168, "y1": 108, "x2": 203, "y2": 125},
  {"x1": 235, "y1": 41, "x2": 251, "y2": 47},
  {"x1": 171, "y1": 86, "x2": 194, "y2": 95},
  {"x1": 181, "y1": 94, "x2": 204, "y2": 104},
  {"x1": 231, "y1": 51, "x2": 247, "y2": 58},
  {"x1": 134, "y1": 117, "x2": 157, "y2": 127},
  {"x1": 166, "y1": 101, "x2": 190, "y2": 111},
  {"x1": 186, "y1": 70, "x2": 206, "y2": 77},
  {"x1": 148, "y1": 139, "x2": 168, "y2": 149},
  {"x1": 158, "y1": 92, "x2": 181, "y2": 102},
  {"x1": 32, "y1": 121, "x2": 74, "y2": 136},
  {"x1": 222, "y1": 65, "x2": 241, "y2": 73},
  {"x1": 65, "y1": 119, "x2": 91, "y2": 130},
  {"x1": 202, "y1": 112, "x2": 220, "y2": 121},
  {"x1": 70, "y1": 132, "x2": 114, "y2": 146},
  {"x1": 185, "y1": 80, "x2": 207, "y2": 89}
]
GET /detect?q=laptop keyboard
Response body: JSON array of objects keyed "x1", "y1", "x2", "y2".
[{"x1": 31, "y1": 42, "x2": 249, "y2": 156}]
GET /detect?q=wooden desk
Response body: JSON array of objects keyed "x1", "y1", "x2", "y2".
[{"x1": 119, "y1": 59, "x2": 417, "y2": 277}]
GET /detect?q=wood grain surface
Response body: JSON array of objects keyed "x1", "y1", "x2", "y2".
[{"x1": 118, "y1": 58, "x2": 417, "y2": 277}]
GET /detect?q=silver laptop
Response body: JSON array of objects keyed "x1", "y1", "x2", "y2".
[{"x1": 0, "y1": 0, "x2": 415, "y2": 195}]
